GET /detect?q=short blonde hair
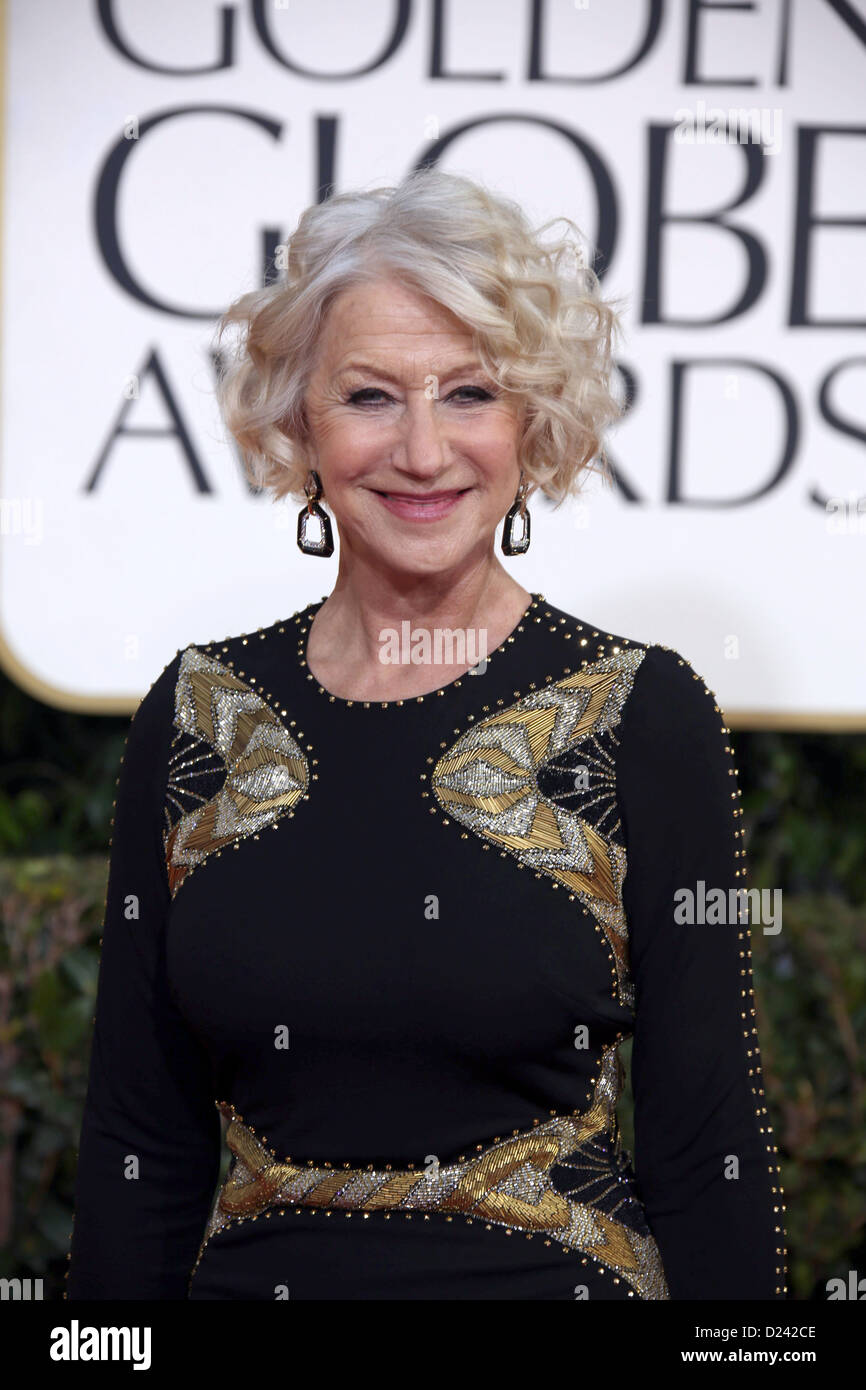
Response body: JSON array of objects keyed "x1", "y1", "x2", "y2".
[{"x1": 215, "y1": 168, "x2": 626, "y2": 506}]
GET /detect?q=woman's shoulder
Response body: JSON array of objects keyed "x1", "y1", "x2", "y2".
[
  {"x1": 127, "y1": 600, "x2": 317, "y2": 740},
  {"x1": 536, "y1": 593, "x2": 726, "y2": 731},
  {"x1": 163, "y1": 598, "x2": 327, "y2": 700},
  {"x1": 176, "y1": 598, "x2": 320, "y2": 664}
]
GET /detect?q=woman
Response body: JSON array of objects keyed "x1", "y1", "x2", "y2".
[{"x1": 66, "y1": 169, "x2": 786, "y2": 1300}]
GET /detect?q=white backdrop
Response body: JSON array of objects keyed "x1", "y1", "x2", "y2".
[{"x1": 1, "y1": 0, "x2": 864, "y2": 726}]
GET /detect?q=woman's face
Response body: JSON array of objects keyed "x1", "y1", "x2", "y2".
[{"x1": 300, "y1": 276, "x2": 525, "y2": 580}]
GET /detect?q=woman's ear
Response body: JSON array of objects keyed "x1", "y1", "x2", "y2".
[
  {"x1": 277, "y1": 403, "x2": 307, "y2": 443},
  {"x1": 293, "y1": 401, "x2": 311, "y2": 442}
]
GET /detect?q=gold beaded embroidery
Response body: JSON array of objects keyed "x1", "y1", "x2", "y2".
[
  {"x1": 430, "y1": 648, "x2": 647, "y2": 1007},
  {"x1": 195, "y1": 1042, "x2": 669, "y2": 1300},
  {"x1": 163, "y1": 646, "x2": 310, "y2": 898}
]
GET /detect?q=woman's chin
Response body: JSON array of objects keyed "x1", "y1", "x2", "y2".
[{"x1": 365, "y1": 536, "x2": 476, "y2": 579}]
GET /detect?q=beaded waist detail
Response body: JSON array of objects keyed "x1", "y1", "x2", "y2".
[{"x1": 198, "y1": 1046, "x2": 670, "y2": 1300}]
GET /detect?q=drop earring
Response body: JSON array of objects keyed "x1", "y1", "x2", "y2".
[
  {"x1": 297, "y1": 469, "x2": 334, "y2": 557},
  {"x1": 501, "y1": 470, "x2": 531, "y2": 555}
]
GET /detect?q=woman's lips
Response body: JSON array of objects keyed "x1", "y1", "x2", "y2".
[{"x1": 373, "y1": 488, "x2": 470, "y2": 521}]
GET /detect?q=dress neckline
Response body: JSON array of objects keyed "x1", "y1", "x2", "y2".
[{"x1": 293, "y1": 591, "x2": 544, "y2": 709}]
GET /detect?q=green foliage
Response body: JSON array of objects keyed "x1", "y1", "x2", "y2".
[
  {"x1": 0, "y1": 675, "x2": 128, "y2": 856},
  {"x1": 617, "y1": 891, "x2": 866, "y2": 1300},
  {"x1": 737, "y1": 729, "x2": 866, "y2": 900},
  {"x1": 0, "y1": 856, "x2": 107, "y2": 1294},
  {"x1": 757, "y1": 895, "x2": 866, "y2": 1298}
]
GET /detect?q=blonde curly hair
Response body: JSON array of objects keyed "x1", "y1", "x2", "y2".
[{"x1": 215, "y1": 168, "x2": 627, "y2": 507}]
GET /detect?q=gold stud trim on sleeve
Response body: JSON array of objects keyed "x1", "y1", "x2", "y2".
[
  {"x1": 192, "y1": 1042, "x2": 669, "y2": 1300},
  {"x1": 655, "y1": 646, "x2": 789, "y2": 1298},
  {"x1": 163, "y1": 646, "x2": 310, "y2": 898}
]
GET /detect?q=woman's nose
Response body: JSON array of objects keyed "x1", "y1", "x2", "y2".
[{"x1": 397, "y1": 393, "x2": 450, "y2": 472}]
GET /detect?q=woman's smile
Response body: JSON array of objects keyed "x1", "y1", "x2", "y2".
[{"x1": 371, "y1": 486, "x2": 473, "y2": 521}]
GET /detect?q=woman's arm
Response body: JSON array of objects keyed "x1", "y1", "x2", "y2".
[
  {"x1": 65, "y1": 652, "x2": 221, "y2": 1300},
  {"x1": 617, "y1": 644, "x2": 787, "y2": 1300}
]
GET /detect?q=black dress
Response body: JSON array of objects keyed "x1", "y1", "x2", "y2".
[{"x1": 65, "y1": 592, "x2": 787, "y2": 1301}]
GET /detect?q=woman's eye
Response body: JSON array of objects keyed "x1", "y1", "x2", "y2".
[
  {"x1": 450, "y1": 386, "x2": 494, "y2": 402},
  {"x1": 347, "y1": 388, "x2": 389, "y2": 406},
  {"x1": 345, "y1": 384, "x2": 495, "y2": 406}
]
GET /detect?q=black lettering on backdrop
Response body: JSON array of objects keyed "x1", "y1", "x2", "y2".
[
  {"x1": 685, "y1": 0, "x2": 865, "y2": 86},
  {"x1": 95, "y1": 0, "x2": 866, "y2": 86},
  {"x1": 791, "y1": 127, "x2": 866, "y2": 327},
  {"x1": 97, "y1": 0, "x2": 235, "y2": 75},
  {"x1": 415, "y1": 113, "x2": 618, "y2": 281},
  {"x1": 603, "y1": 363, "x2": 645, "y2": 503},
  {"x1": 85, "y1": 1, "x2": 865, "y2": 507},
  {"x1": 811, "y1": 356, "x2": 866, "y2": 508},
  {"x1": 774, "y1": 0, "x2": 866, "y2": 86},
  {"x1": 94, "y1": 106, "x2": 284, "y2": 317},
  {"x1": 643, "y1": 124, "x2": 767, "y2": 325},
  {"x1": 667, "y1": 359, "x2": 797, "y2": 504},
  {"x1": 684, "y1": 0, "x2": 760, "y2": 87},
  {"x1": 252, "y1": 0, "x2": 410, "y2": 77},
  {"x1": 84, "y1": 349, "x2": 212, "y2": 493},
  {"x1": 315, "y1": 115, "x2": 339, "y2": 206},
  {"x1": 431, "y1": 0, "x2": 505, "y2": 82},
  {"x1": 528, "y1": 0, "x2": 663, "y2": 83}
]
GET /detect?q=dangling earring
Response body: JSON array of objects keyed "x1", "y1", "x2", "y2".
[
  {"x1": 297, "y1": 469, "x2": 334, "y2": 556},
  {"x1": 501, "y1": 469, "x2": 531, "y2": 555}
]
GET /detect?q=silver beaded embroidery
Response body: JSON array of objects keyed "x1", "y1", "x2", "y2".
[
  {"x1": 164, "y1": 646, "x2": 310, "y2": 898},
  {"x1": 197, "y1": 1043, "x2": 670, "y2": 1300},
  {"x1": 431, "y1": 648, "x2": 647, "y2": 1006}
]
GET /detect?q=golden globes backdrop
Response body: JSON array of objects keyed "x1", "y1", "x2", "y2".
[{"x1": 0, "y1": 0, "x2": 863, "y2": 726}]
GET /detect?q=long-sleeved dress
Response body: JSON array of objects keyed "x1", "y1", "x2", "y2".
[{"x1": 64, "y1": 591, "x2": 787, "y2": 1301}]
